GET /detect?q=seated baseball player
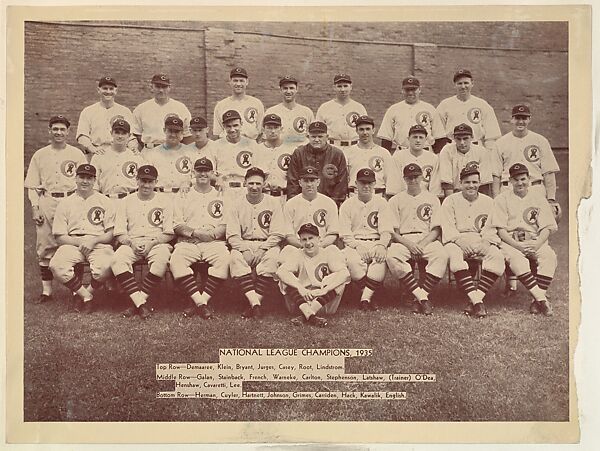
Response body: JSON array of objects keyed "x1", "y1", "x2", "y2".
[
  {"x1": 49, "y1": 164, "x2": 115, "y2": 313},
  {"x1": 169, "y1": 157, "x2": 230, "y2": 319},
  {"x1": 111, "y1": 165, "x2": 174, "y2": 319},
  {"x1": 440, "y1": 165, "x2": 504, "y2": 319},
  {"x1": 386, "y1": 163, "x2": 449, "y2": 315},
  {"x1": 339, "y1": 168, "x2": 393, "y2": 311},
  {"x1": 226, "y1": 167, "x2": 286, "y2": 319},
  {"x1": 488, "y1": 163, "x2": 558, "y2": 316},
  {"x1": 276, "y1": 223, "x2": 350, "y2": 327}
]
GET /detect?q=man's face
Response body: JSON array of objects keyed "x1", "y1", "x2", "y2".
[
  {"x1": 224, "y1": 119, "x2": 242, "y2": 140},
  {"x1": 97, "y1": 84, "x2": 117, "y2": 101},
  {"x1": 111, "y1": 129, "x2": 130, "y2": 146},
  {"x1": 510, "y1": 173, "x2": 530, "y2": 195},
  {"x1": 308, "y1": 132, "x2": 327, "y2": 149},
  {"x1": 191, "y1": 127, "x2": 209, "y2": 146},
  {"x1": 194, "y1": 169, "x2": 212, "y2": 185},
  {"x1": 404, "y1": 174, "x2": 422, "y2": 189},
  {"x1": 402, "y1": 87, "x2": 421, "y2": 104},
  {"x1": 164, "y1": 127, "x2": 183, "y2": 146},
  {"x1": 137, "y1": 177, "x2": 157, "y2": 195},
  {"x1": 511, "y1": 115, "x2": 531, "y2": 132},
  {"x1": 151, "y1": 83, "x2": 171, "y2": 101},
  {"x1": 356, "y1": 179, "x2": 374, "y2": 197},
  {"x1": 48, "y1": 123, "x2": 69, "y2": 144},
  {"x1": 356, "y1": 124, "x2": 374, "y2": 143},
  {"x1": 76, "y1": 174, "x2": 95, "y2": 193},
  {"x1": 454, "y1": 76, "x2": 473, "y2": 97},
  {"x1": 280, "y1": 82, "x2": 298, "y2": 102},
  {"x1": 263, "y1": 124, "x2": 282, "y2": 142},
  {"x1": 300, "y1": 232, "x2": 319, "y2": 256},
  {"x1": 334, "y1": 82, "x2": 352, "y2": 100},
  {"x1": 299, "y1": 177, "x2": 320, "y2": 195},
  {"x1": 460, "y1": 173, "x2": 480, "y2": 196},
  {"x1": 245, "y1": 175, "x2": 264, "y2": 196},
  {"x1": 408, "y1": 132, "x2": 427, "y2": 151},
  {"x1": 230, "y1": 76, "x2": 248, "y2": 95},
  {"x1": 454, "y1": 134, "x2": 472, "y2": 154}
]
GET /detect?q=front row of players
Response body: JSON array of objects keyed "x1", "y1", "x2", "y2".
[{"x1": 46, "y1": 158, "x2": 558, "y2": 324}]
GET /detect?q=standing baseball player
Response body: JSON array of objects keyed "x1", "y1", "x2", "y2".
[
  {"x1": 132, "y1": 73, "x2": 193, "y2": 151},
  {"x1": 184, "y1": 116, "x2": 217, "y2": 169},
  {"x1": 339, "y1": 168, "x2": 393, "y2": 311},
  {"x1": 49, "y1": 164, "x2": 115, "y2": 313},
  {"x1": 213, "y1": 67, "x2": 264, "y2": 140},
  {"x1": 24, "y1": 115, "x2": 87, "y2": 303},
  {"x1": 265, "y1": 75, "x2": 314, "y2": 144},
  {"x1": 378, "y1": 76, "x2": 446, "y2": 154},
  {"x1": 488, "y1": 163, "x2": 558, "y2": 316},
  {"x1": 286, "y1": 121, "x2": 348, "y2": 206},
  {"x1": 276, "y1": 223, "x2": 350, "y2": 327},
  {"x1": 169, "y1": 158, "x2": 230, "y2": 319},
  {"x1": 440, "y1": 165, "x2": 504, "y2": 318},
  {"x1": 226, "y1": 167, "x2": 286, "y2": 319},
  {"x1": 77, "y1": 76, "x2": 136, "y2": 156},
  {"x1": 386, "y1": 163, "x2": 449, "y2": 315},
  {"x1": 346, "y1": 115, "x2": 393, "y2": 198},
  {"x1": 316, "y1": 73, "x2": 367, "y2": 152},
  {"x1": 111, "y1": 165, "x2": 174, "y2": 319}
]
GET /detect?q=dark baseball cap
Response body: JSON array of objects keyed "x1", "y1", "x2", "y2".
[
  {"x1": 356, "y1": 168, "x2": 376, "y2": 183},
  {"x1": 453, "y1": 69, "x2": 473, "y2": 82},
  {"x1": 355, "y1": 115, "x2": 375, "y2": 127},
  {"x1": 112, "y1": 119, "x2": 130, "y2": 133},
  {"x1": 409, "y1": 124, "x2": 428, "y2": 136},
  {"x1": 76, "y1": 163, "x2": 96, "y2": 177},
  {"x1": 151, "y1": 73, "x2": 170, "y2": 86},
  {"x1": 402, "y1": 77, "x2": 420, "y2": 88},
  {"x1": 509, "y1": 163, "x2": 529, "y2": 178},
  {"x1": 403, "y1": 163, "x2": 423, "y2": 178},
  {"x1": 98, "y1": 76, "x2": 117, "y2": 87},
  {"x1": 300, "y1": 166, "x2": 319, "y2": 179},
  {"x1": 245, "y1": 166, "x2": 266, "y2": 180},
  {"x1": 263, "y1": 114, "x2": 282, "y2": 126},
  {"x1": 334, "y1": 73, "x2": 352, "y2": 84},
  {"x1": 222, "y1": 110, "x2": 241, "y2": 123},
  {"x1": 164, "y1": 116, "x2": 184, "y2": 131},
  {"x1": 460, "y1": 163, "x2": 480, "y2": 180},
  {"x1": 190, "y1": 116, "x2": 208, "y2": 129},
  {"x1": 453, "y1": 123, "x2": 473, "y2": 137},
  {"x1": 308, "y1": 121, "x2": 327, "y2": 134},
  {"x1": 512, "y1": 104, "x2": 532, "y2": 117},
  {"x1": 194, "y1": 157, "x2": 213, "y2": 172},
  {"x1": 137, "y1": 165, "x2": 158, "y2": 180},
  {"x1": 298, "y1": 223, "x2": 320, "y2": 237},
  {"x1": 49, "y1": 115, "x2": 70, "y2": 128},
  {"x1": 230, "y1": 67, "x2": 248, "y2": 79},
  {"x1": 279, "y1": 75, "x2": 298, "y2": 86}
]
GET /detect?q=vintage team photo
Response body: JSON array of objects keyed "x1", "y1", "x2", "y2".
[{"x1": 20, "y1": 18, "x2": 570, "y2": 424}]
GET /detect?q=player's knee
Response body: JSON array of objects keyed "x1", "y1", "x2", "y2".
[{"x1": 449, "y1": 257, "x2": 468, "y2": 274}]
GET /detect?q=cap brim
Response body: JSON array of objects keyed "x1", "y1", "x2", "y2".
[{"x1": 356, "y1": 178, "x2": 376, "y2": 183}]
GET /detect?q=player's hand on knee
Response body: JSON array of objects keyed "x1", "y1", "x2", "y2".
[
  {"x1": 32, "y1": 207, "x2": 44, "y2": 226},
  {"x1": 372, "y1": 245, "x2": 387, "y2": 263},
  {"x1": 79, "y1": 238, "x2": 96, "y2": 256},
  {"x1": 242, "y1": 250, "x2": 254, "y2": 265},
  {"x1": 252, "y1": 249, "x2": 266, "y2": 266},
  {"x1": 356, "y1": 245, "x2": 370, "y2": 263},
  {"x1": 298, "y1": 286, "x2": 314, "y2": 302}
]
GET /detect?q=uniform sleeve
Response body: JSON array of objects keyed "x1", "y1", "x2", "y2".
[
  {"x1": 539, "y1": 137, "x2": 560, "y2": 175},
  {"x1": 489, "y1": 195, "x2": 509, "y2": 230},
  {"x1": 429, "y1": 196, "x2": 443, "y2": 229},
  {"x1": 172, "y1": 196, "x2": 186, "y2": 228},
  {"x1": 430, "y1": 108, "x2": 446, "y2": 140},
  {"x1": 75, "y1": 149, "x2": 87, "y2": 166},
  {"x1": 438, "y1": 146, "x2": 453, "y2": 185},
  {"x1": 436, "y1": 101, "x2": 450, "y2": 136},
  {"x1": 326, "y1": 247, "x2": 351, "y2": 278},
  {"x1": 263, "y1": 201, "x2": 286, "y2": 249},
  {"x1": 439, "y1": 197, "x2": 460, "y2": 244},
  {"x1": 286, "y1": 148, "x2": 302, "y2": 198},
  {"x1": 103, "y1": 199, "x2": 116, "y2": 231},
  {"x1": 277, "y1": 248, "x2": 301, "y2": 275},
  {"x1": 537, "y1": 197, "x2": 558, "y2": 233},
  {"x1": 181, "y1": 104, "x2": 192, "y2": 138},
  {"x1": 482, "y1": 101, "x2": 502, "y2": 141},
  {"x1": 478, "y1": 147, "x2": 493, "y2": 185},
  {"x1": 52, "y1": 200, "x2": 69, "y2": 236},
  {"x1": 306, "y1": 107, "x2": 315, "y2": 125},
  {"x1": 89, "y1": 155, "x2": 101, "y2": 191},
  {"x1": 113, "y1": 198, "x2": 128, "y2": 237},
  {"x1": 76, "y1": 107, "x2": 91, "y2": 140},
  {"x1": 385, "y1": 155, "x2": 402, "y2": 196},
  {"x1": 331, "y1": 151, "x2": 349, "y2": 203},
  {"x1": 212, "y1": 101, "x2": 224, "y2": 138},
  {"x1": 325, "y1": 198, "x2": 340, "y2": 235},
  {"x1": 490, "y1": 147, "x2": 503, "y2": 178},
  {"x1": 377, "y1": 202, "x2": 395, "y2": 235},
  {"x1": 256, "y1": 100, "x2": 265, "y2": 135},
  {"x1": 427, "y1": 156, "x2": 443, "y2": 197},
  {"x1": 225, "y1": 205, "x2": 249, "y2": 252},
  {"x1": 24, "y1": 153, "x2": 41, "y2": 189},
  {"x1": 377, "y1": 106, "x2": 395, "y2": 141},
  {"x1": 358, "y1": 103, "x2": 367, "y2": 116},
  {"x1": 131, "y1": 105, "x2": 143, "y2": 136},
  {"x1": 481, "y1": 213, "x2": 501, "y2": 246},
  {"x1": 281, "y1": 200, "x2": 296, "y2": 236},
  {"x1": 161, "y1": 201, "x2": 175, "y2": 235},
  {"x1": 315, "y1": 104, "x2": 325, "y2": 123},
  {"x1": 338, "y1": 200, "x2": 357, "y2": 248}
]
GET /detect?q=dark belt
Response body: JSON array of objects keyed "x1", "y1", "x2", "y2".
[
  {"x1": 349, "y1": 187, "x2": 386, "y2": 194},
  {"x1": 48, "y1": 190, "x2": 75, "y2": 198},
  {"x1": 228, "y1": 181, "x2": 242, "y2": 188},
  {"x1": 70, "y1": 234, "x2": 86, "y2": 237},
  {"x1": 357, "y1": 238, "x2": 379, "y2": 241},
  {"x1": 156, "y1": 187, "x2": 180, "y2": 193},
  {"x1": 246, "y1": 238, "x2": 267, "y2": 242},
  {"x1": 329, "y1": 139, "x2": 358, "y2": 146},
  {"x1": 400, "y1": 231, "x2": 423, "y2": 236},
  {"x1": 106, "y1": 192, "x2": 132, "y2": 199},
  {"x1": 268, "y1": 187, "x2": 287, "y2": 197},
  {"x1": 502, "y1": 180, "x2": 542, "y2": 187}
]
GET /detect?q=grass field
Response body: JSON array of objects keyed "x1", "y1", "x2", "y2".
[{"x1": 23, "y1": 153, "x2": 570, "y2": 422}]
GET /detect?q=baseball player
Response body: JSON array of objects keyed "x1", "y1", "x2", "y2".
[
  {"x1": 316, "y1": 73, "x2": 367, "y2": 151},
  {"x1": 213, "y1": 67, "x2": 264, "y2": 140},
  {"x1": 184, "y1": 116, "x2": 217, "y2": 168},
  {"x1": 440, "y1": 165, "x2": 504, "y2": 318},
  {"x1": 265, "y1": 75, "x2": 314, "y2": 144},
  {"x1": 169, "y1": 158, "x2": 230, "y2": 319},
  {"x1": 142, "y1": 116, "x2": 193, "y2": 195},
  {"x1": 276, "y1": 223, "x2": 350, "y2": 327},
  {"x1": 76, "y1": 76, "x2": 136, "y2": 156},
  {"x1": 386, "y1": 163, "x2": 449, "y2": 315},
  {"x1": 437, "y1": 69, "x2": 502, "y2": 154},
  {"x1": 132, "y1": 73, "x2": 192, "y2": 151},
  {"x1": 286, "y1": 121, "x2": 348, "y2": 206},
  {"x1": 226, "y1": 167, "x2": 286, "y2": 319},
  {"x1": 24, "y1": 115, "x2": 87, "y2": 303},
  {"x1": 346, "y1": 115, "x2": 393, "y2": 198},
  {"x1": 378, "y1": 76, "x2": 446, "y2": 154},
  {"x1": 49, "y1": 164, "x2": 115, "y2": 313},
  {"x1": 488, "y1": 163, "x2": 558, "y2": 316},
  {"x1": 339, "y1": 168, "x2": 393, "y2": 311},
  {"x1": 89, "y1": 119, "x2": 143, "y2": 199},
  {"x1": 111, "y1": 165, "x2": 174, "y2": 319},
  {"x1": 387, "y1": 124, "x2": 440, "y2": 197}
]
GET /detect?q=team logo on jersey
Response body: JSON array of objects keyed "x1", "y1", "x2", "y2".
[
  {"x1": 277, "y1": 153, "x2": 291, "y2": 171},
  {"x1": 474, "y1": 214, "x2": 488, "y2": 232},
  {"x1": 236, "y1": 151, "x2": 252, "y2": 169},
  {"x1": 416, "y1": 203, "x2": 433, "y2": 222},
  {"x1": 257, "y1": 210, "x2": 272, "y2": 230},
  {"x1": 524, "y1": 145, "x2": 540, "y2": 163},
  {"x1": 422, "y1": 165, "x2": 434, "y2": 182},
  {"x1": 464, "y1": 161, "x2": 479, "y2": 173},
  {"x1": 293, "y1": 117, "x2": 308, "y2": 133},
  {"x1": 314, "y1": 263, "x2": 330, "y2": 282},
  {"x1": 148, "y1": 208, "x2": 164, "y2": 226},
  {"x1": 367, "y1": 211, "x2": 379, "y2": 230},
  {"x1": 415, "y1": 111, "x2": 432, "y2": 127},
  {"x1": 87, "y1": 207, "x2": 105, "y2": 225},
  {"x1": 368, "y1": 156, "x2": 384, "y2": 172},
  {"x1": 109, "y1": 115, "x2": 126, "y2": 126},
  {"x1": 122, "y1": 161, "x2": 138, "y2": 179},
  {"x1": 523, "y1": 207, "x2": 540, "y2": 225},
  {"x1": 313, "y1": 209, "x2": 328, "y2": 227},
  {"x1": 467, "y1": 108, "x2": 482, "y2": 124},
  {"x1": 61, "y1": 160, "x2": 77, "y2": 177},
  {"x1": 346, "y1": 112, "x2": 360, "y2": 127},
  {"x1": 208, "y1": 200, "x2": 224, "y2": 219},
  {"x1": 244, "y1": 107, "x2": 258, "y2": 124},
  {"x1": 322, "y1": 164, "x2": 338, "y2": 180},
  {"x1": 176, "y1": 156, "x2": 191, "y2": 174}
]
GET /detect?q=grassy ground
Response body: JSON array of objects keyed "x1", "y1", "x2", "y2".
[{"x1": 23, "y1": 153, "x2": 570, "y2": 422}]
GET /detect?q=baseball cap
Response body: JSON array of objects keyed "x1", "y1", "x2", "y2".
[
  {"x1": 137, "y1": 165, "x2": 158, "y2": 180},
  {"x1": 512, "y1": 104, "x2": 532, "y2": 117},
  {"x1": 263, "y1": 114, "x2": 282, "y2": 126},
  {"x1": 76, "y1": 163, "x2": 96, "y2": 177},
  {"x1": 230, "y1": 67, "x2": 248, "y2": 79},
  {"x1": 509, "y1": 163, "x2": 529, "y2": 178},
  {"x1": 356, "y1": 168, "x2": 376, "y2": 183},
  {"x1": 48, "y1": 115, "x2": 70, "y2": 128},
  {"x1": 409, "y1": 124, "x2": 428, "y2": 136},
  {"x1": 222, "y1": 110, "x2": 241, "y2": 124},
  {"x1": 279, "y1": 75, "x2": 298, "y2": 86},
  {"x1": 453, "y1": 123, "x2": 473, "y2": 137},
  {"x1": 298, "y1": 223, "x2": 320, "y2": 237},
  {"x1": 98, "y1": 76, "x2": 117, "y2": 87},
  {"x1": 308, "y1": 121, "x2": 327, "y2": 134},
  {"x1": 402, "y1": 77, "x2": 420, "y2": 88},
  {"x1": 245, "y1": 166, "x2": 266, "y2": 180},
  {"x1": 190, "y1": 116, "x2": 208, "y2": 129},
  {"x1": 164, "y1": 116, "x2": 184, "y2": 131},
  {"x1": 112, "y1": 119, "x2": 130, "y2": 133},
  {"x1": 194, "y1": 157, "x2": 213, "y2": 172},
  {"x1": 300, "y1": 166, "x2": 319, "y2": 179},
  {"x1": 453, "y1": 69, "x2": 473, "y2": 82},
  {"x1": 403, "y1": 163, "x2": 423, "y2": 178},
  {"x1": 355, "y1": 115, "x2": 375, "y2": 127},
  {"x1": 460, "y1": 163, "x2": 480, "y2": 180},
  {"x1": 334, "y1": 73, "x2": 352, "y2": 84},
  {"x1": 151, "y1": 73, "x2": 170, "y2": 86}
]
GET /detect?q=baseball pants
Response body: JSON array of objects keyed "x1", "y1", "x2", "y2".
[
  {"x1": 229, "y1": 243, "x2": 280, "y2": 278},
  {"x1": 49, "y1": 243, "x2": 114, "y2": 284},
  {"x1": 386, "y1": 237, "x2": 448, "y2": 278},
  {"x1": 500, "y1": 242, "x2": 557, "y2": 279},
  {"x1": 342, "y1": 242, "x2": 387, "y2": 283},
  {"x1": 169, "y1": 241, "x2": 230, "y2": 279},
  {"x1": 281, "y1": 278, "x2": 347, "y2": 315},
  {"x1": 111, "y1": 242, "x2": 172, "y2": 277},
  {"x1": 35, "y1": 194, "x2": 61, "y2": 266},
  {"x1": 445, "y1": 241, "x2": 505, "y2": 276}
]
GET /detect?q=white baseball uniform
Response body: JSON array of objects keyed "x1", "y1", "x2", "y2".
[
  {"x1": 437, "y1": 95, "x2": 502, "y2": 144},
  {"x1": 257, "y1": 141, "x2": 299, "y2": 190},
  {"x1": 142, "y1": 144, "x2": 193, "y2": 193},
  {"x1": 90, "y1": 149, "x2": 143, "y2": 197},
  {"x1": 316, "y1": 99, "x2": 367, "y2": 143},
  {"x1": 346, "y1": 143, "x2": 393, "y2": 193},
  {"x1": 378, "y1": 100, "x2": 445, "y2": 148},
  {"x1": 438, "y1": 142, "x2": 496, "y2": 189},
  {"x1": 265, "y1": 103, "x2": 314, "y2": 144},
  {"x1": 183, "y1": 140, "x2": 218, "y2": 170},
  {"x1": 213, "y1": 96, "x2": 265, "y2": 140},
  {"x1": 76, "y1": 102, "x2": 134, "y2": 152},
  {"x1": 387, "y1": 148, "x2": 440, "y2": 196},
  {"x1": 132, "y1": 98, "x2": 192, "y2": 148}
]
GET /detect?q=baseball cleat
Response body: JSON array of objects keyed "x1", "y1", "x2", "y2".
[
  {"x1": 182, "y1": 304, "x2": 197, "y2": 318},
  {"x1": 73, "y1": 297, "x2": 85, "y2": 312},
  {"x1": 36, "y1": 294, "x2": 53, "y2": 304},
  {"x1": 307, "y1": 315, "x2": 328, "y2": 327},
  {"x1": 410, "y1": 299, "x2": 423, "y2": 314},
  {"x1": 80, "y1": 300, "x2": 95, "y2": 314},
  {"x1": 472, "y1": 302, "x2": 487, "y2": 319},
  {"x1": 121, "y1": 305, "x2": 138, "y2": 318},
  {"x1": 138, "y1": 304, "x2": 153, "y2": 320},
  {"x1": 529, "y1": 300, "x2": 541, "y2": 314},
  {"x1": 504, "y1": 287, "x2": 518, "y2": 298},
  {"x1": 463, "y1": 302, "x2": 474, "y2": 316},
  {"x1": 359, "y1": 300, "x2": 370, "y2": 311},
  {"x1": 197, "y1": 304, "x2": 213, "y2": 319},
  {"x1": 420, "y1": 299, "x2": 433, "y2": 316},
  {"x1": 368, "y1": 299, "x2": 380, "y2": 311},
  {"x1": 538, "y1": 300, "x2": 553, "y2": 317}
]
